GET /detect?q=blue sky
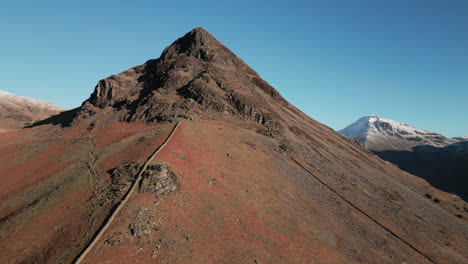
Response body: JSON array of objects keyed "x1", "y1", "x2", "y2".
[{"x1": 1, "y1": 0, "x2": 467, "y2": 137}]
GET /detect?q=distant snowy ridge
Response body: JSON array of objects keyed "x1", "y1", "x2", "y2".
[
  {"x1": 0, "y1": 90, "x2": 62, "y2": 111},
  {"x1": 338, "y1": 115, "x2": 466, "y2": 151},
  {"x1": 0, "y1": 90, "x2": 63, "y2": 129}
]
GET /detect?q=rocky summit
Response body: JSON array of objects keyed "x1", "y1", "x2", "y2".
[
  {"x1": 77, "y1": 27, "x2": 283, "y2": 131},
  {"x1": 0, "y1": 28, "x2": 466, "y2": 264}
]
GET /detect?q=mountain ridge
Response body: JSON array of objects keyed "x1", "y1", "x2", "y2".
[
  {"x1": 339, "y1": 115, "x2": 468, "y2": 200},
  {"x1": 0, "y1": 90, "x2": 63, "y2": 130},
  {"x1": 1, "y1": 28, "x2": 467, "y2": 264},
  {"x1": 339, "y1": 115, "x2": 466, "y2": 151}
]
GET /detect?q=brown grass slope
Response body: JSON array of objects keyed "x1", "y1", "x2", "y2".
[{"x1": 0, "y1": 28, "x2": 466, "y2": 263}]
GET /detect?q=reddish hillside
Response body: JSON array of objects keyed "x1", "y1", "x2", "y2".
[{"x1": 0, "y1": 28, "x2": 466, "y2": 264}]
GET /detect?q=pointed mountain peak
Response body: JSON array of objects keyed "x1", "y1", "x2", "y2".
[
  {"x1": 161, "y1": 27, "x2": 222, "y2": 61},
  {"x1": 186, "y1": 27, "x2": 214, "y2": 43},
  {"x1": 77, "y1": 26, "x2": 285, "y2": 128},
  {"x1": 177, "y1": 27, "x2": 216, "y2": 48}
]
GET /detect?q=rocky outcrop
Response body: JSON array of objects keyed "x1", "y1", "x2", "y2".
[
  {"x1": 128, "y1": 208, "x2": 157, "y2": 238},
  {"x1": 139, "y1": 162, "x2": 179, "y2": 196}
]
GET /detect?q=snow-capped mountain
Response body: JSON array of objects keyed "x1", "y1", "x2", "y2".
[
  {"x1": 339, "y1": 115, "x2": 468, "y2": 200},
  {"x1": 339, "y1": 115, "x2": 466, "y2": 151},
  {"x1": 0, "y1": 90, "x2": 63, "y2": 130}
]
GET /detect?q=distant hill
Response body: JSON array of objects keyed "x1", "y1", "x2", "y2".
[
  {"x1": 0, "y1": 90, "x2": 63, "y2": 130},
  {"x1": 339, "y1": 115, "x2": 468, "y2": 200}
]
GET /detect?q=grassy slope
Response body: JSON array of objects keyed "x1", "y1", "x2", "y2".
[{"x1": 82, "y1": 121, "x2": 467, "y2": 264}]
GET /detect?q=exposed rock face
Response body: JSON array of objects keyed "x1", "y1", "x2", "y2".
[
  {"x1": 93, "y1": 162, "x2": 142, "y2": 207},
  {"x1": 0, "y1": 90, "x2": 63, "y2": 130},
  {"x1": 128, "y1": 208, "x2": 157, "y2": 238},
  {"x1": 110, "y1": 162, "x2": 140, "y2": 186},
  {"x1": 77, "y1": 28, "x2": 284, "y2": 133},
  {"x1": 139, "y1": 162, "x2": 179, "y2": 196}
]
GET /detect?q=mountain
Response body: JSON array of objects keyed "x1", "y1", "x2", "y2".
[
  {"x1": 0, "y1": 28, "x2": 467, "y2": 264},
  {"x1": 0, "y1": 90, "x2": 63, "y2": 130},
  {"x1": 74, "y1": 27, "x2": 285, "y2": 128},
  {"x1": 339, "y1": 115, "x2": 466, "y2": 151},
  {"x1": 339, "y1": 115, "x2": 468, "y2": 200}
]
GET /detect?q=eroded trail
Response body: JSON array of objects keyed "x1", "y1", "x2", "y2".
[{"x1": 73, "y1": 122, "x2": 181, "y2": 264}]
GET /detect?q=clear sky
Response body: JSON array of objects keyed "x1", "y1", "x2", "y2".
[{"x1": 1, "y1": 0, "x2": 467, "y2": 137}]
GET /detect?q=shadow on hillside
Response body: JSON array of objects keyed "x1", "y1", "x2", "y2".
[
  {"x1": 25, "y1": 107, "x2": 79, "y2": 128},
  {"x1": 374, "y1": 141, "x2": 468, "y2": 202}
]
